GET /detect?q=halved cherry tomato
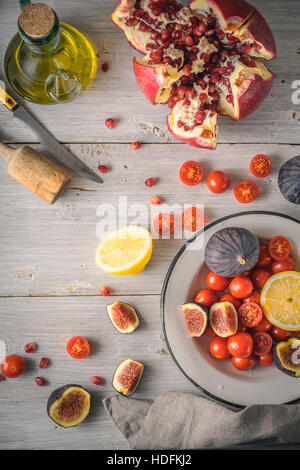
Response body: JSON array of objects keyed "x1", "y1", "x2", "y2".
[
  {"x1": 220, "y1": 293, "x2": 241, "y2": 310},
  {"x1": 1, "y1": 355, "x2": 26, "y2": 378},
  {"x1": 257, "y1": 352, "x2": 274, "y2": 367},
  {"x1": 182, "y1": 207, "x2": 204, "y2": 232},
  {"x1": 268, "y1": 236, "x2": 291, "y2": 261},
  {"x1": 227, "y1": 332, "x2": 253, "y2": 358},
  {"x1": 251, "y1": 268, "x2": 271, "y2": 289},
  {"x1": 179, "y1": 161, "x2": 204, "y2": 186},
  {"x1": 243, "y1": 289, "x2": 261, "y2": 305},
  {"x1": 252, "y1": 332, "x2": 272, "y2": 355},
  {"x1": 154, "y1": 213, "x2": 175, "y2": 236},
  {"x1": 250, "y1": 154, "x2": 272, "y2": 178},
  {"x1": 209, "y1": 337, "x2": 231, "y2": 360},
  {"x1": 194, "y1": 289, "x2": 218, "y2": 308},
  {"x1": 67, "y1": 336, "x2": 90, "y2": 359},
  {"x1": 256, "y1": 244, "x2": 272, "y2": 267},
  {"x1": 229, "y1": 276, "x2": 253, "y2": 299},
  {"x1": 271, "y1": 256, "x2": 296, "y2": 274},
  {"x1": 205, "y1": 325, "x2": 217, "y2": 337},
  {"x1": 234, "y1": 180, "x2": 259, "y2": 204},
  {"x1": 271, "y1": 326, "x2": 291, "y2": 342},
  {"x1": 231, "y1": 354, "x2": 256, "y2": 371},
  {"x1": 206, "y1": 171, "x2": 230, "y2": 194},
  {"x1": 206, "y1": 271, "x2": 230, "y2": 292},
  {"x1": 253, "y1": 315, "x2": 273, "y2": 333},
  {"x1": 238, "y1": 302, "x2": 263, "y2": 328}
]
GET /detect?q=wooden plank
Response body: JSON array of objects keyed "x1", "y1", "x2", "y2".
[
  {"x1": 0, "y1": 0, "x2": 300, "y2": 144},
  {"x1": 0, "y1": 295, "x2": 194, "y2": 450},
  {"x1": 0, "y1": 143, "x2": 299, "y2": 297}
]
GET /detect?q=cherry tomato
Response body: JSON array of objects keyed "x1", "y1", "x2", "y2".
[
  {"x1": 258, "y1": 352, "x2": 274, "y2": 367},
  {"x1": 206, "y1": 271, "x2": 230, "y2": 292},
  {"x1": 256, "y1": 244, "x2": 272, "y2": 267},
  {"x1": 1, "y1": 355, "x2": 26, "y2": 378},
  {"x1": 209, "y1": 337, "x2": 231, "y2": 360},
  {"x1": 271, "y1": 326, "x2": 291, "y2": 342},
  {"x1": 179, "y1": 161, "x2": 204, "y2": 186},
  {"x1": 182, "y1": 207, "x2": 204, "y2": 232},
  {"x1": 251, "y1": 268, "x2": 271, "y2": 289},
  {"x1": 219, "y1": 293, "x2": 241, "y2": 310},
  {"x1": 205, "y1": 325, "x2": 217, "y2": 337},
  {"x1": 271, "y1": 256, "x2": 296, "y2": 274},
  {"x1": 206, "y1": 171, "x2": 230, "y2": 194},
  {"x1": 250, "y1": 154, "x2": 272, "y2": 178},
  {"x1": 229, "y1": 276, "x2": 253, "y2": 299},
  {"x1": 194, "y1": 289, "x2": 218, "y2": 308},
  {"x1": 227, "y1": 332, "x2": 253, "y2": 358},
  {"x1": 238, "y1": 302, "x2": 263, "y2": 328},
  {"x1": 253, "y1": 315, "x2": 273, "y2": 333},
  {"x1": 243, "y1": 289, "x2": 261, "y2": 305},
  {"x1": 268, "y1": 236, "x2": 291, "y2": 261},
  {"x1": 231, "y1": 354, "x2": 256, "y2": 371},
  {"x1": 234, "y1": 180, "x2": 259, "y2": 204},
  {"x1": 154, "y1": 213, "x2": 175, "y2": 236},
  {"x1": 252, "y1": 332, "x2": 273, "y2": 355},
  {"x1": 67, "y1": 336, "x2": 90, "y2": 359}
]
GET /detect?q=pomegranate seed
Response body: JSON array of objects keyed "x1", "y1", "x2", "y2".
[
  {"x1": 25, "y1": 342, "x2": 36, "y2": 353},
  {"x1": 183, "y1": 64, "x2": 192, "y2": 75},
  {"x1": 177, "y1": 120, "x2": 184, "y2": 128},
  {"x1": 226, "y1": 94, "x2": 234, "y2": 104},
  {"x1": 145, "y1": 177, "x2": 157, "y2": 187},
  {"x1": 199, "y1": 93, "x2": 208, "y2": 103},
  {"x1": 101, "y1": 62, "x2": 109, "y2": 72},
  {"x1": 242, "y1": 43, "x2": 252, "y2": 53},
  {"x1": 200, "y1": 53, "x2": 210, "y2": 63},
  {"x1": 168, "y1": 98, "x2": 176, "y2": 108},
  {"x1": 100, "y1": 286, "x2": 111, "y2": 296},
  {"x1": 184, "y1": 125, "x2": 190, "y2": 132},
  {"x1": 90, "y1": 376, "x2": 103, "y2": 385},
  {"x1": 150, "y1": 196, "x2": 162, "y2": 205},
  {"x1": 39, "y1": 357, "x2": 49, "y2": 369},
  {"x1": 153, "y1": 7, "x2": 161, "y2": 16},
  {"x1": 161, "y1": 30, "x2": 170, "y2": 41},
  {"x1": 131, "y1": 141, "x2": 142, "y2": 150},
  {"x1": 35, "y1": 377, "x2": 46, "y2": 386},
  {"x1": 183, "y1": 98, "x2": 191, "y2": 106},
  {"x1": 195, "y1": 111, "x2": 206, "y2": 123},
  {"x1": 98, "y1": 165, "x2": 109, "y2": 174},
  {"x1": 105, "y1": 118, "x2": 115, "y2": 129},
  {"x1": 185, "y1": 35, "x2": 194, "y2": 47}
]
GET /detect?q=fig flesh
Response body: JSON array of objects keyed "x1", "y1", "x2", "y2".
[
  {"x1": 210, "y1": 301, "x2": 238, "y2": 337},
  {"x1": 112, "y1": 359, "x2": 144, "y2": 396},
  {"x1": 106, "y1": 301, "x2": 139, "y2": 333},
  {"x1": 47, "y1": 385, "x2": 90, "y2": 428},
  {"x1": 274, "y1": 338, "x2": 300, "y2": 378},
  {"x1": 181, "y1": 303, "x2": 208, "y2": 337}
]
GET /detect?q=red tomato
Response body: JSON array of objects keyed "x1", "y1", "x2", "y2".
[
  {"x1": 154, "y1": 213, "x2": 175, "y2": 236},
  {"x1": 206, "y1": 171, "x2": 230, "y2": 194},
  {"x1": 231, "y1": 354, "x2": 256, "y2": 371},
  {"x1": 206, "y1": 271, "x2": 230, "y2": 292},
  {"x1": 252, "y1": 332, "x2": 273, "y2": 355},
  {"x1": 253, "y1": 315, "x2": 273, "y2": 333},
  {"x1": 250, "y1": 154, "x2": 272, "y2": 178},
  {"x1": 209, "y1": 337, "x2": 231, "y2": 360},
  {"x1": 1, "y1": 355, "x2": 26, "y2": 378},
  {"x1": 234, "y1": 180, "x2": 259, "y2": 204},
  {"x1": 251, "y1": 268, "x2": 271, "y2": 289},
  {"x1": 179, "y1": 161, "x2": 204, "y2": 186},
  {"x1": 258, "y1": 352, "x2": 274, "y2": 367},
  {"x1": 219, "y1": 293, "x2": 241, "y2": 310},
  {"x1": 243, "y1": 289, "x2": 261, "y2": 305},
  {"x1": 227, "y1": 332, "x2": 253, "y2": 358},
  {"x1": 194, "y1": 289, "x2": 218, "y2": 308},
  {"x1": 205, "y1": 325, "x2": 217, "y2": 337},
  {"x1": 182, "y1": 207, "x2": 204, "y2": 232},
  {"x1": 256, "y1": 244, "x2": 272, "y2": 267},
  {"x1": 271, "y1": 256, "x2": 296, "y2": 274},
  {"x1": 67, "y1": 336, "x2": 90, "y2": 359},
  {"x1": 229, "y1": 276, "x2": 253, "y2": 299},
  {"x1": 268, "y1": 236, "x2": 291, "y2": 261},
  {"x1": 271, "y1": 326, "x2": 291, "y2": 342},
  {"x1": 238, "y1": 302, "x2": 263, "y2": 328}
]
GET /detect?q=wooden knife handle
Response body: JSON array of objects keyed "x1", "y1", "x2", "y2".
[{"x1": 0, "y1": 87, "x2": 19, "y2": 111}]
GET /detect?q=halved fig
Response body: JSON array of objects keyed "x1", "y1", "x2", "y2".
[
  {"x1": 274, "y1": 338, "x2": 300, "y2": 378},
  {"x1": 112, "y1": 359, "x2": 144, "y2": 396},
  {"x1": 210, "y1": 301, "x2": 238, "y2": 337},
  {"x1": 47, "y1": 385, "x2": 90, "y2": 428},
  {"x1": 106, "y1": 301, "x2": 139, "y2": 333},
  {"x1": 181, "y1": 302, "x2": 208, "y2": 337}
]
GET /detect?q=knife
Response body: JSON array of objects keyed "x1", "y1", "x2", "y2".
[{"x1": 0, "y1": 85, "x2": 103, "y2": 184}]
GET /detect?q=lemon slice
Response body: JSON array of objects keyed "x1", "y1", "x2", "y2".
[
  {"x1": 95, "y1": 226, "x2": 152, "y2": 276},
  {"x1": 261, "y1": 271, "x2": 300, "y2": 331}
]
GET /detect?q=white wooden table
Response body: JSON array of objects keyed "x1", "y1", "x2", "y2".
[{"x1": 0, "y1": 0, "x2": 299, "y2": 450}]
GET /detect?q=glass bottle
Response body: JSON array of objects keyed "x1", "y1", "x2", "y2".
[{"x1": 5, "y1": 1, "x2": 97, "y2": 104}]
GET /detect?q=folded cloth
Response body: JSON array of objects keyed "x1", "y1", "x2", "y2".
[{"x1": 103, "y1": 392, "x2": 300, "y2": 449}]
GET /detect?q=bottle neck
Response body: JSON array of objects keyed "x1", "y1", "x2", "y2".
[{"x1": 18, "y1": 8, "x2": 60, "y2": 55}]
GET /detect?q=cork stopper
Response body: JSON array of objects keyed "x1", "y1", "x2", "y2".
[{"x1": 19, "y1": 2, "x2": 55, "y2": 39}]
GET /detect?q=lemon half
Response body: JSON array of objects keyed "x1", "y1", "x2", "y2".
[
  {"x1": 95, "y1": 226, "x2": 152, "y2": 276},
  {"x1": 260, "y1": 271, "x2": 300, "y2": 331}
]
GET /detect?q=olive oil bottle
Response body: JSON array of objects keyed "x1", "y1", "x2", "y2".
[{"x1": 5, "y1": 1, "x2": 97, "y2": 104}]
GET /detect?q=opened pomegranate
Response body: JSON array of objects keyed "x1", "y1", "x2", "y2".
[{"x1": 112, "y1": 0, "x2": 276, "y2": 149}]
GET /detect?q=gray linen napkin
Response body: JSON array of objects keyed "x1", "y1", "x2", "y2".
[{"x1": 103, "y1": 392, "x2": 300, "y2": 449}]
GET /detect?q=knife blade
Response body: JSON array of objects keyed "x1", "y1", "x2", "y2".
[{"x1": 0, "y1": 85, "x2": 103, "y2": 184}]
